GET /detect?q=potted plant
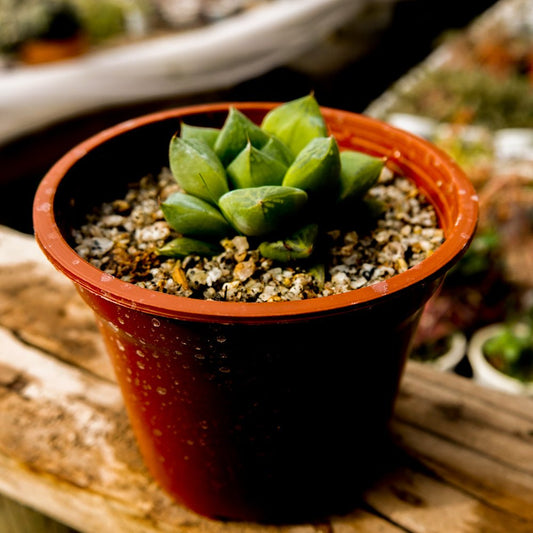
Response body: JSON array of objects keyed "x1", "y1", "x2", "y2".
[
  {"x1": 33, "y1": 96, "x2": 478, "y2": 522},
  {"x1": 468, "y1": 313, "x2": 533, "y2": 395}
]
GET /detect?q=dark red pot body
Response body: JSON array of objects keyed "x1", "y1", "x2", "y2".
[
  {"x1": 79, "y1": 280, "x2": 432, "y2": 521},
  {"x1": 33, "y1": 103, "x2": 478, "y2": 522}
]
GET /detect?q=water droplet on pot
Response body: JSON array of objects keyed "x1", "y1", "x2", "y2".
[
  {"x1": 194, "y1": 353, "x2": 206, "y2": 360},
  {"x1": 187, "y1": 439, "x2": 194, "y2": 446},
  {"x1": 156, "y1": 386, "x2": 167, "y2": 395},
  {"x1": 153, "y1": 429, "x2": 162, "y2": 437},
  {"x1": 372, "y1": 281, "x2": 389, "y2": 295},
  {"x1": 216, "y1": 336, "x2": 227, "y2": 343},
  {"x1": 219, "y1": 367, "x2": 231, "y2": 373},
  {"x1": 199, "y1": 420, "x2": 209, "y2": 430},
  {"x1": 152, "y1": 318, "x2": 161, "y2": 328},
  {"x1": 36, "y1": 202, "x2": 51, "y2": 213},
  {"x1": 136, "y1": 350, "x2": 146, "y2": 358},
  {"x1": 137, "y1": 361, "x2": 145, "y2": 370}
]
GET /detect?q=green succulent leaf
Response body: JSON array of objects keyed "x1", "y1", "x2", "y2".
[
  {"x1": 158, "y1": 237, "x2": 222, "y2": 258},
  {"x1": 308, "y1": 261, "x2": 326, "y2": 288},
  {"x1": 259, "y1": 223, "x2": 319, "y2": 262},
  {"x1": 161, "y1": 192, "x2": 232, "y2": 238},
  {"x1": 214, "y1": 107, "x2": 270, "y2": 166},
  {"x1": 180, "y1": 122, "x2": 219, "y2": 149},
  {"x1": 169, "y1": 135, "x2": 229, "y2": 204},
  {"x1": 218, "y1": 186, "x2": 308, "y2": 237},
  {"x1": 260, "y1": 135, "x2": 294, "y2": 166},
  {"x1": 227, "y1": 142, "x2": 288, "y2": 189},
  {"x1": 282, "y1": 136, "x2": 340, "y2": 198},
  {"x1": 261, "y1": 94, "x2": 328, "y2": 157},
  {"x1": 338, "y1": 150, "x2": 384, "y2": 203}
]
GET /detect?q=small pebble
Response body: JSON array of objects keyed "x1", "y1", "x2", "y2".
[{"x1": 72, "y1": 167, "x2": 444, "y2": 302}]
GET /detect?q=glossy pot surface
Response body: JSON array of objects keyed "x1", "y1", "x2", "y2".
[{"x1": 33, "y1": 103, "x2": 478, "y2": 522}]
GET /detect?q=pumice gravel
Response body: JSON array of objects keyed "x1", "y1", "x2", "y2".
[{"x1": 72, "y1": 165, "x2": 444, "y2": 303}]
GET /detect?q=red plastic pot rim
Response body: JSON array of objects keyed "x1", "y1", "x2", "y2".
[{"x1": 33, "y1": 102, "x2": 479, "y2": 323}]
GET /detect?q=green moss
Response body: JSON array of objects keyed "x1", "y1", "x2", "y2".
[{"x1": 386, "y1": 68, "x2": 533, "y2": 129}]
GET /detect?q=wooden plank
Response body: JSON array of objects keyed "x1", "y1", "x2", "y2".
[
  {"x1": 362, "y1": 464, "x2": 533, "y2": 533},
  {"x1": 0, "y1": 226, "x2": 114, "y2": 382},
  {"x1": 397, "y1": 365, "x2": 533, "y2": 474},
  {"x1": 330, "y1": 510, "x2": 405, "y2": 533},
  {"x1": 392, "y1": 364, "x2": 533, "y2": 521},
  {"x1": 389, "y1": 419, "x2": 533, "y2": 522},
  {"x1": 2, "y1": 224, "x2": 533, "y2": 532},
  {"x1": 405, "y1": 362, "x2": 533, "y2": 420}
]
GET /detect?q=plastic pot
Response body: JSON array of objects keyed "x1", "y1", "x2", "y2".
[{"x1": 33, "y1": 103, "x2": 478, "y2": 522}]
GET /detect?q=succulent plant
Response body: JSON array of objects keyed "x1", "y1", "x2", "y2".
[{"x1": 159, "y1": 94, "x2": 385, "y2": 262}]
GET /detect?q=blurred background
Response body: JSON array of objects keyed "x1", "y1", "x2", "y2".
[{"x1": 1, "y1": 0, "x2": 499, "y2": 234}]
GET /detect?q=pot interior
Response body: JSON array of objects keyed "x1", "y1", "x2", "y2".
[{"x1": 37, "y1": 103, "x2": 478, "y2": 322}]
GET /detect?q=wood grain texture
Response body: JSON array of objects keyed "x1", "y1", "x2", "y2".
[{"x1": 1, "y1": 225, "x2": 532, "y2": 533}]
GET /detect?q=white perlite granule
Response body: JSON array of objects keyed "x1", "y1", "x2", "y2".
[{"x1": 72, "y1": 166, "x2": 444, "y2": 302}]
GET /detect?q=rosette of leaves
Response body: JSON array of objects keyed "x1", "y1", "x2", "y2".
[{"x1": 159, "y1": 94, "x2": 385, "y2": 262}]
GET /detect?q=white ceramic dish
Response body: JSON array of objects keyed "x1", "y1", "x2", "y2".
[{"x1": 0, "y1": 0, "x2": 374, "y2": 145}]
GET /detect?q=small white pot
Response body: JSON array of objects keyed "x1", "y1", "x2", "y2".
[
  {"x1": 431, "y1": 332, "x2": 467, "y2": 372},
  {"x1": 467, "y1": 323, "x2": 533, "y2": 396},
  {"x1": 411, "y1": 331, "x2": 467, "y2": 372}
]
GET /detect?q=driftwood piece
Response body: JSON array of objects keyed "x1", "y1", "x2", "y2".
[{"x1": 1, "y1": 225, "x2": 533, "y2": 533}]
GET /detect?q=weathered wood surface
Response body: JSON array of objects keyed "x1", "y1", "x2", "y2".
[{"x1": 1, "y1": 225, "x2": 532, "y2": 533}]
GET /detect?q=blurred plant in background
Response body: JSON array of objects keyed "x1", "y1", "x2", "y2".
[{"x1": 0, "y1": 0, "x2": 271, "y2": 64}]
